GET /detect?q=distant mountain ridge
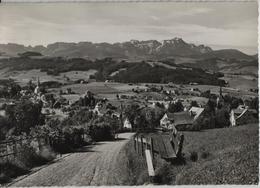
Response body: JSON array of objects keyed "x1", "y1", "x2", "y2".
[{"x1": 0, "y1": 38, "x2": 255, "y2": 61}]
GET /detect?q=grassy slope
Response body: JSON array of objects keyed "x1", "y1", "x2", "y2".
[
  {"x1": 176, "y1": 123, "x2": 259, "y2": 184},
  {"x1": 122, "y1": 123, "x2": 259, "y2": 185}
]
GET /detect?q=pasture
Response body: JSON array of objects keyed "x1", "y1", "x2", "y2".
[
  {"x1": 0, "y1": 69, "x2": 97, "y2": 86},
  {"x1": 221, "y1": 74, "x2": 258, "y2": 91}
]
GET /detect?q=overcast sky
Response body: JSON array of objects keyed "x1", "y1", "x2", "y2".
[{"x1": 0, "y1": 2, "x2": 258, "y2": 54}]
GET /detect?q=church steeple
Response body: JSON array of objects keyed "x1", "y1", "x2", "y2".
[
  {"x1": 217, "y1": 86, "x2": 224, "y2": 109},
  {"x1": 219, "y1": 86, "x2": 223, "y2": 97},
  {"x1": 37, "y1": 77, "x2": 40, "y2": 86},
  {"x1": 34, "y1": 77, "x2": 41, "y2": 95}
]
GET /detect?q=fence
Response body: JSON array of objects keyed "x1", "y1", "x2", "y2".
[
  {"x1": 0, "y1": 133, "x2": 89, "y2": 163},
  {"x1": 0, "y1": 136, "x2": 51, "y2": 163},
  {"x1": 133, "y1": 132, "x2": 184, "y2": 179}
]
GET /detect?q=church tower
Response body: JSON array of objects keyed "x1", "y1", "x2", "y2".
[
  {"x1": 217, "y1": 86, "x2": 224, "y2": 108},
  {"x1": 34, "y1": 77, "x2": 41, "y2": 95}
]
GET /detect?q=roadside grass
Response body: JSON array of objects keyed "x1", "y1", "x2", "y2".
[
  {"x1": 0, "y1": 145, "x2": 56, "y2": 185},
  {"x1": 123, "y1": 123, "x2": 259, "y2": 185},
  {"x1": 116, "y1": 139, "x2": 150, "y2": 185}
]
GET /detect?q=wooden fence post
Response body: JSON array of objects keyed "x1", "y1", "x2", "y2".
[
  {"x1": 136, "y1": 135, "x2": 139, "y2": 155},
  {"x1": 13, "y1": 140, "x2": 17, "y2": 156},
  {"x1": 177, "y1": 134, "x2": 184, "y2": 158},
  {"x1": 151, "y1": 137, "x2": 154, "y2": 159},
  {"x1": 141, "y1": 136, "x2": 144, "y2": 156},
  {"x1": 134, "y1": 135, "x2": 136, "y2": 151},
  {"x1": 145, "y1": 149, "x2": 155, "y2": 180}
]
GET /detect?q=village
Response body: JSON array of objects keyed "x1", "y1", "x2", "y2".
[
  {"x1": 0, "y1": 2, "x2": 258, "y2": 185},
  {"x1": 0, "y1": 68, "x2": 258, "y2": 185},
  {"x1": 0, "y1": 74, "x2": 258, "y2": 136}
]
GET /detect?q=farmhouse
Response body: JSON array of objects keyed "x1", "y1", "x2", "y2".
[
  {"x1": 160, "y1": 111, "x2": 194, "y2": 131},
  {"x1": 189, "y1": 107, "x2": 205, "y2": 120},
  {"x1": 160, "y1": 112, "x2": 175, "y2": 130},
  {"x1": 230, "y1": 107, "x2": 258, "y2": 126},
  {"x1": 172, "y1": 111, "x2": 194, "y2": 131}
]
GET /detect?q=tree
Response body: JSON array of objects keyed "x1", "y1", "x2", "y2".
[
  {"x1": 168, "y1": 101, "x2": 184, "y2": 113},
  {"x1": 89, "y1": 116, "x2": 117, "y2": 141},
  {"x1": 206, "y1": 99, "x2": 216, "y2": 114},
  {"x1": 201, "y1": 90, "x2": 211, "y2": 98},
  {"x1": 250, "y1": 97, "x2": 259, "y2": 112},
  {"x1": 5, "y1": 100, "x2": 44, "y2": 135},
  {"x1": 124, "y1": 103, "x2": 140, "y2": 125},
  {"x1": 8, "y1": 83, "x2": 21, "y2": 98},
  {"x1": 215, "y1": 106, "x2": 230, "y2": 128},
  {"x1": 190, "y1": 100, "x2": 199, "y2": 107}
]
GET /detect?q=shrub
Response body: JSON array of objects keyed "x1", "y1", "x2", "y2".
[
  {"x1": 201, "y1": 151, "x2": 210, "y2": 159},
  {"x1": 154, "y1": 164, "x2": 174, "y2": 184},
  {"x1": 38, "y1": 146, "x2": 56, "y2": 161},
  {"x1": 16, "y1": 145, "x2": 55, "y2": 168},
  {"x1": 190, "y1": 151, "x2": 198, "y2": 162},
  {"x1": 0, "y1": 144, "x2": 56, "y2": 184},
  {"x1": 0, "y1": 162, "x2": 28, "y2": 184},
  {"x1": 90, "y1": 123, "x2": 114, "y2": 141}
]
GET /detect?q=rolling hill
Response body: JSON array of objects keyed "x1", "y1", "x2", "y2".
[{"x1": 0, "y1": 56, "x2": 226, "y2": 86}]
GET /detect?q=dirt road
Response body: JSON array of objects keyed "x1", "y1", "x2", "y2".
[{"x1": 11, "y1": 133, "x2": 134, "y2": 186}]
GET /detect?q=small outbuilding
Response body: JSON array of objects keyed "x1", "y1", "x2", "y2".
[
  {"x1": 230, "y1": 108, "x2": 258, "y2": 126},
  {"x1": 123, "y1": 118, "x2": 132, "y2": 130}
]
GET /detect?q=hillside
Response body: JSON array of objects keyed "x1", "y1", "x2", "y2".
[
  {"x1": 123, "y1": 123, "x2": 259, "y2": 185},
  {"x1": 0, "y1": 57, "x2": 225, "y2": 86},
  {"x1": 198, "y1": 49, "x2": 254, "y2": 61},
  {"x1": 176, "y1": 123, "x2": 259, "y2": 184},
  {"x1": 182, "y1": 58, "x2": 258, "y2": 76}
]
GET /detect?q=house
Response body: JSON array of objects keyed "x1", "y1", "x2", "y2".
[
  {"x1": 160, "y1": 111, "x2": 194, "y2": 131},
  {"x1": 172, "y1": 111, "x2": 194, "y2": 131},
  {"x1": 92, "y1": 102, "x2": 104, "y2": 116},
  {"x1": 189, "y1": 107, "x2": 205, "y2": 120},
  {"x1": 160, "y1": 113, "x2": 175, "y2": 130},
  {"x1": 123, "y1": 118, "x2": 132, "y2": 130},
  {"x1": 230, "y1": 108, "x2": 258, "y2": 126},
  {"x1": 237, "y1": 105, "x2": 248, "y2": 110}
]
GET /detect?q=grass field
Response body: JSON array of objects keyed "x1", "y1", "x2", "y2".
[
  {"x1": 221, "y1": 74, "x2": 258, "y2": 91},
  {"x1": 0, "y1": 69, "x2": 97, "y2": 86},
  {"x1": 176, "y1": 123, "x2": 259, "y2": 184}
]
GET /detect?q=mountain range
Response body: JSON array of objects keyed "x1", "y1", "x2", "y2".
[
  {"x1": 0, "y1": 38, "x2": 256, "y2": 61},
  {"x1": 0, "y1": 38, "x2": 257, "y2": 76}
]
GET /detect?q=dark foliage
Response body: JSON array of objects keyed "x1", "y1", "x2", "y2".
[
  {"x1": 190, "y1": 151, "x2": 198, "y2": 162},
  {"x1": 190, "y1": 101, "x2": 199, "y2": 107},
  {"x1": 5, "y1": 99, "x2": 44, "y2": 135},
  {"x1": 168, "y1": 101, "x2": 184, "y2": 113}
]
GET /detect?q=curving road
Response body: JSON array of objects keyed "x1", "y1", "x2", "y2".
[{"x1": 11, "y1": 133, "x2": 134, "y2": 186}]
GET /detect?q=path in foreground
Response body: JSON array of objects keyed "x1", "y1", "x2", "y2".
[{"x1": 11, "y1": 133, "x2": 134, "y2": 186}]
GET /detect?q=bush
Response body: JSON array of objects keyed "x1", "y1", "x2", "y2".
[
  {"x1": 201, "y1": 151, "x2": 210, "y2": 159},
  {"x1": 190, "y1": 151, "x2": 198, "y2": 162},
  {"x1": 0, "y1": 162, "x2": 28, "y2": 184},
  {"x1": 0, "y1": 144, "x2": 56, "y2": 184},
  {"x1": 16, "y1": 145, "x2": 55, "y2": 168},
  {"x1": 154, "y1": 164, "x2": 174, "y2": 184},
  {"x1": 90, "y1": 123, "x2": 114, "y2": 141}
]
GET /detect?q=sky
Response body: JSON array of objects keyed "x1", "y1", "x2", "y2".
[{"x1": 0, "y1": 2, "x2": 258, "y2": 54}]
